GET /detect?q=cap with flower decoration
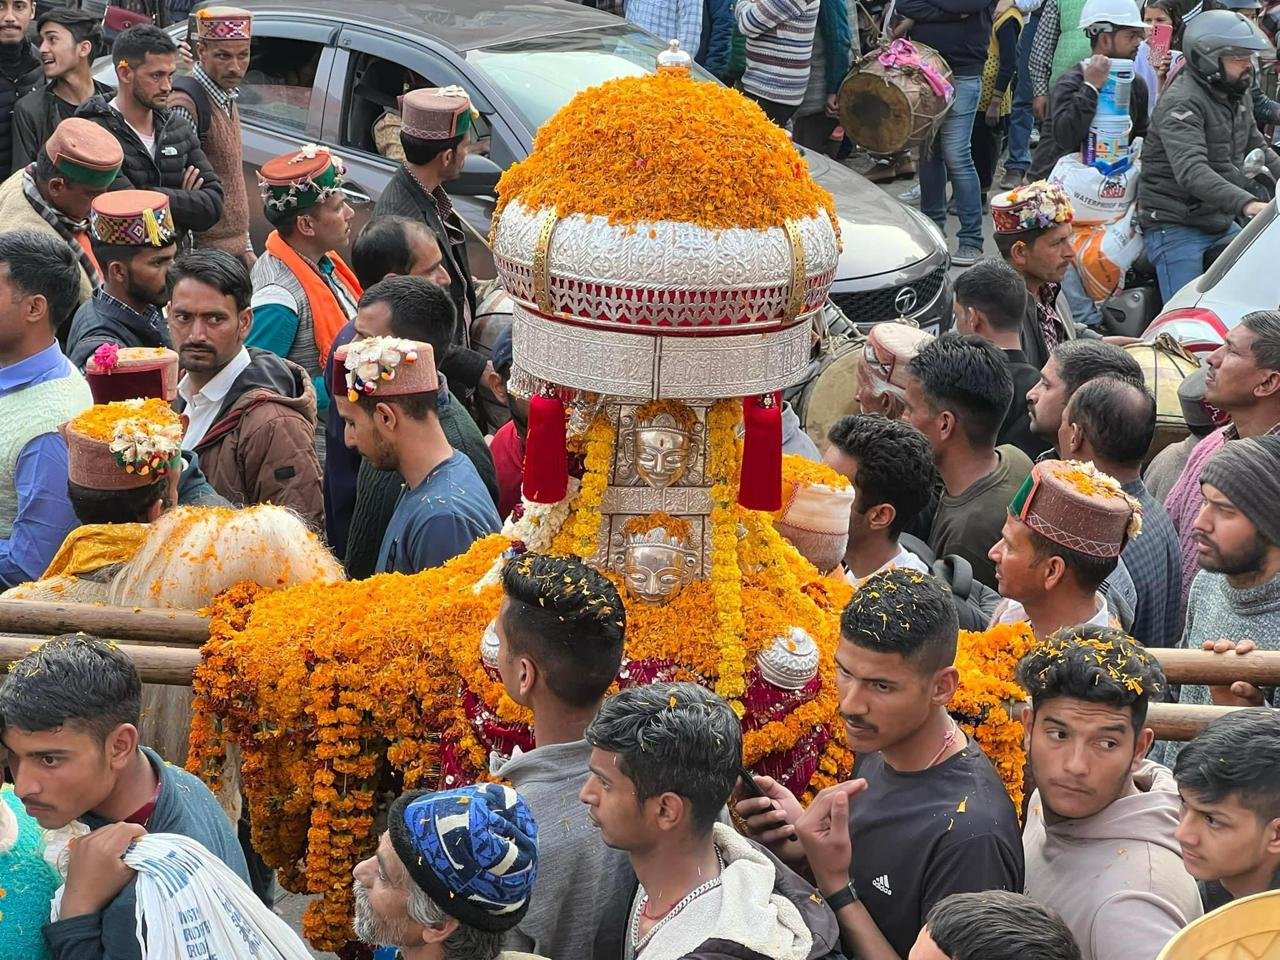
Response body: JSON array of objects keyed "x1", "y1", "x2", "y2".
[
  {"x1": 990, "y1": 180, "x2": 1074, "y2": 234},
  {"x1": 335, "y1": 336, "x2": 438, "y2": 401},
  {"x1": 399, "y1": 86, "x2": 478, "y2": 142},
  {"x1": 192, "y1": 5, "x2": 252, "y2": 41},
  {"x1": 90, "y1": 190, "x2": 177, "y2": 248},
  {"x1": 258, "y1": 144, "x2": 346, "y2": 219},
  {"x1": 85, "y1": 344, "x2": 180, "y2": 404},
  {"x1": 1009, "y1": 459, "x2": 1142, "y2": 559},
  {"x1": 63, "y1": 398, "x2": 184, "y2": 490}
]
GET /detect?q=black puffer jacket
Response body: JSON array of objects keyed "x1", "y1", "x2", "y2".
[
  {"x1": 0, "y1": 42, "x2": 43, "y2": 177},
  {"x1": 76, "y1": 93, "x2": 223, "y2": 235},
  {"x1": 1138, "y1": 69, "x2": 1280, "y2": 234}
]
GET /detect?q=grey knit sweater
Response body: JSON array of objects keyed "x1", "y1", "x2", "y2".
[{"x1": 1178, "y1": 569, "x2": 1280, "y2": 708}]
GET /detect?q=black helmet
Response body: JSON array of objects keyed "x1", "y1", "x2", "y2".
[{"x1": 1183, "y1": 9, "x2": 1274, "y2": 83}]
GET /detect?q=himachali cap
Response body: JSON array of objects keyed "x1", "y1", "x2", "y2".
[
  {"x1": 336, "y1": 336, "x2": 438, "y2": 401},
  {"x1": 63, "y1": 398, "x2": 184, "y2": 490},
  {"x1": 990, "y1": 180, "x2": 1074, "y2": 234},
  {"x1": 192, "y1": 5, "x2": 252, "y2": 40},
  {"x1": 399, "y1": 86, "x2": 478, "y2": 141},
  {"x1": 258, "y1": 144, "x2": 346, "y2": 217},
  {"x1": 43, "y1": 118, "x2": 123, "y2": 189},
  {"x1": 862, "y1": 321, "x2": 934, "y2": 394},
  {"x1": 85, "y1": 344, "x2": 180, "y2": 404},
  {"x1": 90, "y1": 190, "x2": 177, "y2": 248},
  {"x1": 1009, "y1": 459, "x2": 1142, "y2": 559}
]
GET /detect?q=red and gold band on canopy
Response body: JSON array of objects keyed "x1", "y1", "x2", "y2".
[
  {"x1": 193, "y1": 5, "x2": 252, "y2": 40},
  {"x1": 44, "y1": 117, "x2": 123, "y2": 189},
  {"x1": 85, "y1": 345, "x2": 180, "y2": 404},
  {"x1": 90, "y1": 190, "x2": 178, "y2": 248}
]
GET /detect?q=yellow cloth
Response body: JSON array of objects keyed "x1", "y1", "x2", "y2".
[
  {"x1": 980, "y1": 4, "x2": 1025, "y2": 115},
  {"x1": 39, "y1": 523, "x2": 149, "y2": 580}
]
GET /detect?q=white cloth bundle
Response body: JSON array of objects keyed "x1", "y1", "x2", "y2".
[{"x1": 125, "y1": 834, "x2": 313, "y2": 960}]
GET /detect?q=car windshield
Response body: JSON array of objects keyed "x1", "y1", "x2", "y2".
[{"x1": 468, "y1": 26, "x2": 718, "y2": 133}]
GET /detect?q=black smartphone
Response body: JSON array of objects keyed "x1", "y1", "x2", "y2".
[{"x1": 737, "y1": 764, "x2": 767, "y2": 799}]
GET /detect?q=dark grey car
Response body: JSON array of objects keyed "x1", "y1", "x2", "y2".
[{"x1": 95, "y1": 0, "x2": 953, "y2": 334}]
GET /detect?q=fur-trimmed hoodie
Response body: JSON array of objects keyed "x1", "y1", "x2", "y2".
[{"x1": 607, "y1": 823, "x2": 845, "y2": 960}]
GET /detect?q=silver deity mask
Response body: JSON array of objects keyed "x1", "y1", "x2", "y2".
[
  {"x1": 620, "y1": 528, "x2": 698, "y2": 604},
  {"x1": 632, "y1": 417, "x2": 691, "y2": 489}
]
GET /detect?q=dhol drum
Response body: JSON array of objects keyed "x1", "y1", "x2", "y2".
[
  {"x1": 785, "y1": 301, "x2": 866, "y2": 454},
  {"x1": 837, "y1": 41, "x2": 954, "y2": 157},
  {"x1": 1123, "y1": 333, "x2": 1202, "y2": 464}
]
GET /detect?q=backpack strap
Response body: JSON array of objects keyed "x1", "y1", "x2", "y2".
[{"x1": 171, "y1": 75, "x2": 212, "y2": 142}]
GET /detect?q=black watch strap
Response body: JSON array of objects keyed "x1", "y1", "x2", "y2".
[{"x1": 823, "y1": 882, "x2": 859, "y2": 912}]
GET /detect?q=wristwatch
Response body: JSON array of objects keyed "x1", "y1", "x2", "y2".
[{"x1": 823, "y1": 882, "x2": 859, "y2": 912}]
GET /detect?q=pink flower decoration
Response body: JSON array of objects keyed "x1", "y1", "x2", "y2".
[{"x1": 91, "y1": 342, "x2": 120, "y2": 372}]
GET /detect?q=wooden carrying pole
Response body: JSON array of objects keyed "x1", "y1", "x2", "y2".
[
  {"x1": 0, "y1": 600, "x2": 208, "y2": 646},
  {"x1": 0, "y1": 633, "x2": 199, "y2": 685}
]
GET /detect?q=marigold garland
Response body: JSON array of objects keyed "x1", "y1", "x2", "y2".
[
  {"x1": 557, "y1": 413, "x2": 614, "y2": 558},
  {"x1": 707, "y1": 400, "x2": 748, "y2": 709},
  {"x1": 494, "y1": 72, "x2": 838, "y2": 233}
]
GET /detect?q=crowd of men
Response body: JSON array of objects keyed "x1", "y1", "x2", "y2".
[{"x1": 0, "y1": 0, "x2": 1276, "y2": 958}]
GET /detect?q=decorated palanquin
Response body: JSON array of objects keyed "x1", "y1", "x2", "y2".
[{"x1": 187, "y1": 63, "x2": 1032, "y2": 952}]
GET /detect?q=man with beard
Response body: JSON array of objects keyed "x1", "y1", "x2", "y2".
[
  {"x1": 351, "y1": 783, "x2": 543, "y2": 960},
  {"x1": 333, "y1": 335, "x2": 498, "y2": 575},
  {"x1": 0, "y1": 0, "x2": 41, "y2": 177},
  {"x1": 990, "y1": 181, "x2": 1078, "y2": 371},
  {"x1": 169, "y1": 249, "x2": 323, "y2": 528},
  {"x1": 740, "y1": 569, "x2": 1024, "y2": 960},
  {"x1": 64, "y1": 190, "x2": 178, "y2": 368},
  {"x1": 1164, "y1": 311, "x2": 1280, "y2": 611},
  {"x1": 1025, "y1": 340, "x2": 1144, "y2": 455},
  {"x1": 78, "y1": 25, "x2": 223, "y2": 240},
  {"x1": 168, "y1": 7, "x2": 255, "y2": 268},
  {"x1": 1018, "y1": 628, "x2": 1202, "y2": 960},
  {"x1": 1138, "y1": 11, "x2": 1279, "y2": 300},
  {"x1": 1176, "y1": 435, "x2": 1280, "y2": 710},
  {"x1": 13, "y1": 7, "x2": 109, "y2": 172}
]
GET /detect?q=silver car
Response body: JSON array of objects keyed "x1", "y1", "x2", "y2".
[{"x1": 96, "y1": 0, "x2": 954, "y2": 334}]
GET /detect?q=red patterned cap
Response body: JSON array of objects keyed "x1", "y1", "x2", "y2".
[{"x1": 1009, "y1": 459, "x2": 1142, "y2": 558}]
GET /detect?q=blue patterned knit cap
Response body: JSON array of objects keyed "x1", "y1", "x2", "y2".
[{"x1": 388, "y1": 784, "x2": 538, "y2": 933}]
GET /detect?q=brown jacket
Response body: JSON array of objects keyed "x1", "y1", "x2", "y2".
[{"x1": 187, "y1": 348, "x2": 323, "y2": 529}]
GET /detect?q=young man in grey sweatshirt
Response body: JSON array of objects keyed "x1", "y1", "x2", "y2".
[
  {"x1": 0, "y1": 634, "x2": 249, "y2": 960},
  {"x1": 492, "y1": 551, "x2": 634, "y2": 960},
  {"x1": 1018, "y1": 627, "x2": 1202, "y2": 960}
]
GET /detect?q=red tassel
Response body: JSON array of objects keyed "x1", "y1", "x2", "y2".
[
  {"x1": 522, "y1": 388, "x2": 568, "y2": 504},
  {"x1": 739, "y1": 392, "x2": 783, "y2": 511}
]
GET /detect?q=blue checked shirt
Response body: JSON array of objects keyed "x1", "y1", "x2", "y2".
[
  {"x1": 626, "y1": 0, "x2": 705, "y2": 59},
  {"x1": 1121, "y1": 478, "x2": 1185, "y2": 649}
]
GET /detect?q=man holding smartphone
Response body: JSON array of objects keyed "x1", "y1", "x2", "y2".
[{"x1": 738, "y1": 569, "x2": 1024, "y2": 960}]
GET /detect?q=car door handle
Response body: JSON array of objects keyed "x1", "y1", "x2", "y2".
[{"x1": 342, "y1": 185, "x2": 372, "y2": 205}]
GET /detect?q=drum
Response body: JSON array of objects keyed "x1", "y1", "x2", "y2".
[
  {"x1": 792, "y1": 336, "x2": 866, "y2": 454},
  {"x1": 837, "y1": 41, "x2": 954, "y2": 157},
  {"x1": 1124, "y1": 333, "x2": 1202, "y2": 464}
]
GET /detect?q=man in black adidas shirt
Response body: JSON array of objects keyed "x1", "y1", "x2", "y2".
[{"x1": 740, "y1": 568, "x2": 1024, "y2": 959}]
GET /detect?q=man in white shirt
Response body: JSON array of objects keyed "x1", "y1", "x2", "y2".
[
  {"x1": 823, "y1": 415, "x2": 937, "y2": 581},
  {"x1": 169, "y1": 248, "x2": 323, "y2": 528},
  {"x1": 988, "y1": 459, "x2": 1140, "y2": 639}
]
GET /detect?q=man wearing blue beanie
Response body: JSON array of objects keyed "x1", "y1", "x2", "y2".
[{"x1": 352, "y1": 782, "x2": 544, "y2": 960}]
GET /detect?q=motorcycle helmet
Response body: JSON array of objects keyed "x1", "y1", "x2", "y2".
[
  {"x1": 1201, "y1": 0, "x2": 1262, "y2": 12},
  {"x1": 1183, "y1": 9, "x2": 1274, "y2": 85}
]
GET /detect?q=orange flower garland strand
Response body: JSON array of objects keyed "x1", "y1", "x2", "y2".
[
  {"x1": 707, "y1": 400, "x2": 748, "y2": 709},
  {"x1": 555, "y1": 413, "x2": 614, "y2": 558}
]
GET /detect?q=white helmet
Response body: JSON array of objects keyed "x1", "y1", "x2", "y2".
[{"x1": 1078, "y1": 0, "x2": 1147, "y2": 31}]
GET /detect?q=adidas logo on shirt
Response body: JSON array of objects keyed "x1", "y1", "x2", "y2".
[{"x1": 872, "y1": 874, "x2": 892, "y2": 896}]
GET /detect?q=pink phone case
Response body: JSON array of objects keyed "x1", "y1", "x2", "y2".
[{"x1": 1149, "y1": 23, "x2": 1173, "y2": 61}]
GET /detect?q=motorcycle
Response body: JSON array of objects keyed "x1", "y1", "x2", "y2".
[{"x1": 1098, "y1": 143, "x2": 1277, "y2": 337}]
